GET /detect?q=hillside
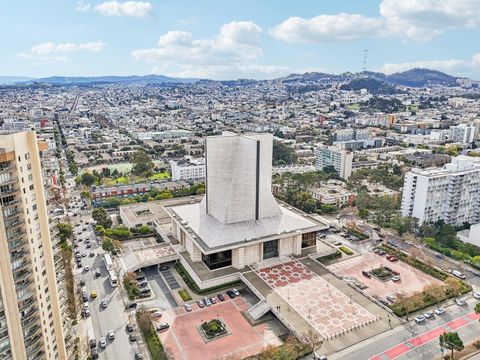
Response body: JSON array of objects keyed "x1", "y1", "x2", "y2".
[
  {"x1": 340, "y1": 78, "x2": 400, "y2": 94},
  {"x1": 386, "y1": 68, "x2": 458, "y2": 87}
]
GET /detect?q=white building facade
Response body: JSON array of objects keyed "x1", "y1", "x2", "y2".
[
  {"x1": 401, "y1": 156, "x2": 480, "y2": 226},
  {"x1": 170, "y1": 158, "x2": 205, "y2": 181},
  {"x1": 315, "y1": 145, "x2": 353, "y2": 179}
]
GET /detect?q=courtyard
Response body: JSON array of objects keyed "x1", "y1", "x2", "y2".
[
  {"x1": 327, "y1": 252, "x2": 443, "y2": 301},
  {"x1": 256, "y1": 260, "x2": 377, "y2": 339},
  {"x1": 155, "y1": 296, "x2": 283, "y2": 360}
]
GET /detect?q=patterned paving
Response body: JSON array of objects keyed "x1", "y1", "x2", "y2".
[{"x1": 257, "y1": 260, "x2": 377, "y2": 338}]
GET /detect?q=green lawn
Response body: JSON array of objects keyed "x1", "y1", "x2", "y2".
[{"x1": 150, "y1": 172, "x2": 170, "y2": 181}]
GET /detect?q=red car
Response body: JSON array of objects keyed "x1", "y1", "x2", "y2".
[{"x1": 386, "y1": 255, "x2": 398, "y2": 262}]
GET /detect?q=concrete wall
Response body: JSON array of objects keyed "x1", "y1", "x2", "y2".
[{"x1": 244, "y1": 243, "x2": 261, "y2": 266}]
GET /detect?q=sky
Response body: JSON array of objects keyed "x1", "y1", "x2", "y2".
[{"x1": 1, "y1": 0, "x2": 480, "y2": 80}]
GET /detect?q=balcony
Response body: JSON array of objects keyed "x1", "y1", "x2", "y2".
[
  {"x1": 0, "y1": 176, "x2": 17, "y2": 186},
  {"x1": 8, "y1": 240, "x2": 26, "y2": 253},
  {"x1": 0, "y1": 187, "x2": 18, "y2": 196},
  {"x1": 3, "y1": 209, "x2": 21, "y2": 220},
  {"x1": 1, "y1": 199, "x2": 20, "y2": 208}
]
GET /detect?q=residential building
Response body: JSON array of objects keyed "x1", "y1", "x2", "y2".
[
  {"x1": 170, "y1": 157, "x2": 205, "y2": 181},
  {"x1": 401, "y1": 155, "x2": 480, "y2": 226},
  {"x1": 315, "y1": 145, "x2": 353, "y2": 179},
  {"x1": 91, "y1": 183, "x2": 151, "y2": 206},
  {"x1": 450, "y1": 124, "x2": 476, "y2": 144},
  {"x1": 0, "y1": 130, "x2": 67, "y2": 360}
]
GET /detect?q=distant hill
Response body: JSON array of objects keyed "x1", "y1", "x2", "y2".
[
  {"x1": 16, "y1": 74, "x2": 198, "y2": 85},
  {"x1": 386, "y1": 68, "x2": 459, "y2": 87},
  {"x1": 0, "y1": 76, "x2": 35, "y2": 85},
  {"x1": 340, "y1": 78, "x2": 400, "y2": 95}
]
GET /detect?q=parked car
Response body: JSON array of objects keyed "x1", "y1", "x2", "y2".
[
  {"x1": 423, "y1": 311, "x2": 434, "y2": 319},
  {"x1": 99, "y1": 337, "x2": 107, "y2": 348},
  {"x1": 387, "y1": 256, "x2": 398, "y2": 262},
  {"x1": 473, "y1": 291, "x2": 480, "y2": 299},
  {"x1": 129, "y1": 334, "x2": 137, "y2": 342},
  {"x1": 392, "y1": 275, "x2": 401, "y2": 282},
  {"x1": 89, "y1": 252, "x2": 95, "y2": 257},
  {"x1": 210, "y1": 297, "x2": 217, "y2": 304},
  {"x1": 184, "y1": 303, "x2": 192, "y2": 312},
  {"x1": 90, "y1": 290, "x2": 97, "y2": 298},
  {"x1": 139, "y1": 288, "x2": 151, "y2": 295},
  {"x1": 138, "y1": 280, "x2": 148, "y2": 287},
  {"x1": 362, "y1": 270, "x2": 371, "y2": 278},
  {"x1": 415, "y1": 315, "x2": 426, "y2": 323},
  {"x1": 107, "y1": 330, "x2": 115, "y2": 340},
  {"x1": 456, "y1": 298, "x2": 467, "y2": 306},
  {"x1": 100, "y1": 300, "x2": 108, "y2": 309},
  {"x1": 159, "y1": 265, "x2": 169, "y2": 271},
  {"x1": 126, "y1": 323, "x2": 134, "y2": 332},
  {"x1": 152, "y1": 311, "x2": 162, "y2": 318},
  {"x1": 203, "y1": 297, "x2": 212, "y2": 307},
  {"x1": 217, "y1": 293, "x2": 225, "y2": 302},
  {"x1": 434, "y1": 307, "x2": 446, "y2": 315},
  {"x1": 197, "y1": 300, "x2": 205, "y2": 308},
  {"x1": 135, "y1": 273, "x2": 146, "y2": 281},
  {"x1": 386, "y1": 295, "x2": 396, "y2": 303},
  {"x1": 89, "y1": 339, "x2": 97, "y2": 349},
  {"x1": 83, "y1": 308, "x2": 90, "y2": 318},
  {"x1": 91, "y1": 349, "x2": 99, "y2": 360},
  {"x1": 156, "y1": 323, "x2": 170, "y2": 331},
  {"x1": 125, "y1": 301, "x2": 137, "y2": 310},
  {"x1": 84, "y1": 265, "x2": 90, "y2": 272},
  {"x1": 79, "y1": 279, "x2": 86, "y2": 286},
  {"x1": 226, "y1": 290, "x2": 236, "y2": 299},
  {"x1": 134, "y1": 353, "x2": 143, "y2": 360}
]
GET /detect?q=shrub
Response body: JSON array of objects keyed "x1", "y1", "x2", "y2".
[
  {"x1": 123, "y1": 273, "x2": 139, "y2": 300},
  {"x1": 178, "y1": 289, "x2": 192, "y2": 301},
  {"x1": 339, "y1": 246, "x2": 353, "y2": 255}
]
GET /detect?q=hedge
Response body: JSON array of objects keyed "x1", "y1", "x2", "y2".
[
  {"x1": 339, "y1": 246, "x2": 354, "y2": 255},
  {"x1": 174, "y1": 262, "x2": 241, "y2": 295},
  {"x1": 178, "y1": 289, "x2": 192, "y2": 301}
]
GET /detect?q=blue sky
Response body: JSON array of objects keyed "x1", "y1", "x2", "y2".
[{"x1": 1, "y1": 0, "x2": 479, "y2": 79}]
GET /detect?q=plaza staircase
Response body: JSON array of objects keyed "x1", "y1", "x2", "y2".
[{"x1": 247, "y1": 300, "x2": 271, "y2": 320}]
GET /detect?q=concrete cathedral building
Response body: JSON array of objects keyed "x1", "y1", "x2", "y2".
[{"x1": 166, "y1": 133, "x2": 327, "y2": 287}]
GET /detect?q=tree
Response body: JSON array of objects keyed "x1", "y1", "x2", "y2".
[
  {"x1": 56, "y1": 222, "x2": 73, "y2": 242},
  {"x1": 131, "y1": 150, "x2": 154, "y2": 176},
  {"x1": 80, "y1": 172, "x2": 96, "y2": 186},
  {"x1": 80, "y1": 191, "x2": 90, "y2": 199},
  {"x1": 92, "y1": 208, "x2": 112, "y2": 228},
  {"x1": 440, "y1": 332, "x2": 464, "y2": 359},
  {"x1": 272, "y1": 140, "x2": 297, "y2": 165}
]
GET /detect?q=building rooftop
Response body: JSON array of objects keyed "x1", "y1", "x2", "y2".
[{"x1": 166, "y1": 198, "x2": 327, "y2": 252}]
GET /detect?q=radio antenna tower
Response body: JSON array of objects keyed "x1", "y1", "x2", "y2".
[{"x1": 362, "y1": 49, "x2": 368, "y2": 72}]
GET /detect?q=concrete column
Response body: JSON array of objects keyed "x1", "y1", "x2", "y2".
[
  {"x1": 232, "y1": 247, "x2": 245, "y2": 269},
  {"x1": 293, "y1": 235, "x2": 302, "y2": 255},
  {"x1": 191, "y1": 242, "x2": 202, "y2": 262}
]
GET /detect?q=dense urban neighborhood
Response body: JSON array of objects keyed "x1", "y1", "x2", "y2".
[{"x1": 1, "y1": 67, "x2": 480, "y2": 360}]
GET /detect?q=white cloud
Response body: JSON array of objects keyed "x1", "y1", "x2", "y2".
[
  {"x1": 271, "y1": 0, "x2": 480, "y2": 43},
  {"x1": 271, "y1": 14, "x2": 384, "y2": 43},
  {"x1": 76, "y1": 1, "x2": 91, "y2": 12},
  {"x1": 18, "y1": 41, "x2": 105, "y2": 64},
  {"x1": 379, "y1": 53, "x2": 480, "y2": 75},
  {"x1": 132, "y1": 21, "x2": 280, "y2": 79},
  {"x1": 92, "y1": 1, "x2": 153, "y2": 18}
]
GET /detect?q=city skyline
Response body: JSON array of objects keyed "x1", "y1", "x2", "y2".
[{"x1": 1, "y1": 0, "x2": 480, "y2": 80}]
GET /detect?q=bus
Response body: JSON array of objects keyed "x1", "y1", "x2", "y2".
[
  {"x1": 103, "y1": 253, "x2": 113, "y2": 271},
  {"x1": 108, "y1": 270, "x2": 118, "y2": 288}
]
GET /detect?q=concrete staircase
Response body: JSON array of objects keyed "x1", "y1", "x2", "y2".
[{"x1": 247, "y1": 300, "x2": 271, "y2": 320}]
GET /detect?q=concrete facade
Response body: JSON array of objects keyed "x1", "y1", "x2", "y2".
[{"x1": 0, "y1": 131, "x2": 67, "y2": 360}]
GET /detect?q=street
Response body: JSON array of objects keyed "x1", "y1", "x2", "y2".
[{"x1": 329, "y1": 298, "x2": 480, "y2": 360}]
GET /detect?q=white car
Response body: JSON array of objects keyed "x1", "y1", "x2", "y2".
[
  {"x1": 152, "y1": 311, "x2": 162, "y2": 318},
  {"x1": 184, "y1": 303, "x2": 192, "y2": 312},
  {"x1": 456, "y1": 298, "x2": 467, "y2": 306},
  {"x1": 107, "y1": 330, "x2": 115, "y2": 340},
  {"x1": 434, "y1": 308, "x2": 445, "y2": 315},
  {"x1": 415, "y1": 315, "x2": 426, "y2": 323},
  {"x1": 232, "y1": 288, "x2": 240, "y2": 296},
  {"x1": 386, "y1": 295, "x2": 396, "y2": 303},
  {"x1": 392, "y1": 275, "x2": 401, "y2": 282},
  {"x1": 84, "y1": 265, "x2": 90, "y2": 272},
  {"x1": 473, "y1": 291, "x2": 480, "y2": 299},
  {"x1": 99, "y1": 337, "x2": 107, "y2": 348},
  {"x1": 423, "y1": 311, "x2": 434, "y2": 319}
]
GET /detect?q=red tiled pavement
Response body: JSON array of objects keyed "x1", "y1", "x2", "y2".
[
  {"x1": 447, "y1": 318, "x2": 467, "y2": 330},
  {"x1": 156, "y1": 297, "x2": 282, "y2": 360},
  {"x1": 384, "y1": 344, "x2": 410, "y2": 359}
]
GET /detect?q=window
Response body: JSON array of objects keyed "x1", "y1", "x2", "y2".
[
  {"x1": 302, "y1": 232, "x2": 317, "y2": 248},
  {"x1": 25, "y1": 153, "x2": 30, "y2": 160},
  {"x1": 202, "y1": 250, "x2": 232, "y2": 270}
]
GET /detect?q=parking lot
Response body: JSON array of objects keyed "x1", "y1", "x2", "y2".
[
  {"x1": 328, "y1": 252, "x2": 443, "y2": 301},
  {"x1": 156, "y1": 295, "x2": 282, "y2": 360}
]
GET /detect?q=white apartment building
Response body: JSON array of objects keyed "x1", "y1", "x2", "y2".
[
  {"x1": 315, "y1": 145, "x2": 353, "y2": 179},
  {"x1": 401, "y1": 155, "x2": 480, "y2": 226},
  {"x1": 170, "y1": 157, "x2": 205, "y2": 181},
  {"x1": 450, "y1": 124, "x2": 476, "y2": 144},
  {"x1": 0, "y1": 131, "x2": 67, "y2": 360}
]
